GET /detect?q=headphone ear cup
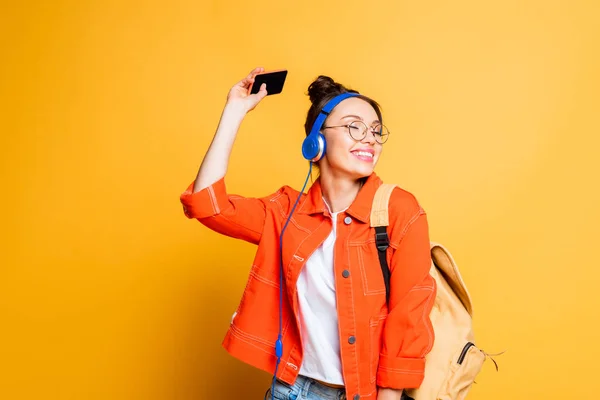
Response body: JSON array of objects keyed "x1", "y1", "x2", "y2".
[
  {"x1": 302, "y1": 132, "x2": 326, "y2": 162},
  {"x1": 315, "y1": 133, "x2": 326, "y2": 161}
]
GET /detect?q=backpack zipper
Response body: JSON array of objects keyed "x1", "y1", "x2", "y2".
[{"x1": 457, "y1": 342, "x2": 475, "y2": 364}]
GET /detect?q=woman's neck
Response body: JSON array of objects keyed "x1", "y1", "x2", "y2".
[{"x1": 319, "y1": 172, "x2": 364, "y2": 213}]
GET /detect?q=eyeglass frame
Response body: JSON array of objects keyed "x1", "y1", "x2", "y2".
[{"x1": 321, "y1": 120, "x2": 390, "y2": 144}]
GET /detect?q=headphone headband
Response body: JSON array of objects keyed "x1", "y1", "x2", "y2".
[{"x1": 308, "y1": 92, "x2": 360, "y2": 137}]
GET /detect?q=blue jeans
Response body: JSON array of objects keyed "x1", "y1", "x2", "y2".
[{"x1": 265, "y1": 376, "x2": 347, "y2": 400}]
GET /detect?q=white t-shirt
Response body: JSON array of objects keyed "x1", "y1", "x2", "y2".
[{"x1": 296, "y1": 199, "x2": 345, "y2": 385}]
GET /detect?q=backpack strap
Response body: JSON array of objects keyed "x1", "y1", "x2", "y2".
[
  {"x1": 370, "y1": 183, "x2": 398, "y2": 304},
  {"x1": 375, "y1": 225, "x2": 391, "y2": 304},
  {"x1": 370, "y1": 183, "x2": 475, "y2": 316}
]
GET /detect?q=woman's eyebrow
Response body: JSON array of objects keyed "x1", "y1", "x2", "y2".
[{"x1": 341, "y1": 115, "x2": 381, "y2": 124}]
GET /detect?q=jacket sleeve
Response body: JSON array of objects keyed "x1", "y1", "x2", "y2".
[
  {"x1": 376, "y1": 207, "x2": 436, "y2": 389},
  {"x1": 180, "y1": 177, "x2": 283, "y2": 245}
]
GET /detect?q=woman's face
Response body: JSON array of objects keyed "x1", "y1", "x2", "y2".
[{"x1": 320, "y1": 97, "x2": 384, "y2": 180}]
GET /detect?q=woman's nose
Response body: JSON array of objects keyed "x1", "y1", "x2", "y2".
[{"x1": 361, "y1": 129, "x2": 377, "y2": 144}]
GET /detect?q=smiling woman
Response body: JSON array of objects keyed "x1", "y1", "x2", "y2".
[
  {"x1": 180, "y1": 68, "x2": 435, "y2": 400},
  {"x1": 304, "y1": 76, "x2": 390, "y2": 192}
]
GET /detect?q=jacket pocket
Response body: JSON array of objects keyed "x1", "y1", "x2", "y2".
[
  {"x1": 350, "y1": 242, "x2": 387, "y2": 296},
  {"x1": 437, "y1": 342, "x2": 485, "y2": 400}
]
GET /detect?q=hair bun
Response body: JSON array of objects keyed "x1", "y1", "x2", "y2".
[{"x1": 307, "y1": 75, "x2": 350, "y2": 105}]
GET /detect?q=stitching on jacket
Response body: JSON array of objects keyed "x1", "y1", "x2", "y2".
[
  {"x1": 268, "y1": 191, "x2": 284, "y2": 203},
  {"x1": 229, "y1": 327, "x2": 276, "y2": 356},
  {"x1": 208, "y1": 185, "x2": 220, "y2": 215},
  {"x1": 377, "y1": 366, "x2": 423, "y2": 374},
  {"x1": 370, "y1": 316, "x2": 385, "y2": 384},
  {"x1": 357, "y1": 247, "x2": 369, "y2": 296},
  {"x1": 348, "y1": 238, "x2": 376, "y2": 245},
  {"x1": 390, "y1": 209, "x2": 426, "y2": 248},
  {"x1": 363, "y1": 388, "x2": 377, "y2": 397},
  {"x1": 270, "y1": 192, "x2": 312, "y2": 234},
  {"x1": 409, "y1": 285, "x2": 435, "y2": 292},
  {"x1": 216, "y1": 213, "x2": 263, "y2": 237},
  {"x1": 399, "y1": 210, "x2": 424, "y2": 243},
  {"x1": 249, "y1": 269, "x2": 279, "y2": 288},
  {"x1": 278, "y1": 209, "x2": 312, "y2": 234},
  {"x1": 371, "y1": 314, "x2": 387, "y2": 325},
  {"x1": 235, "y1": 267, "x2": 256, "y2": 319},
  {"x1": 402, "y1": 284, "x2": 435, "y2": 355},
  {"x1": 421, "y1": 279, "x2": 436, "y2": 355},
  {"x1": 230, "y1": 317, "x2": 292, "y2": 348},
  {"x1": 230, "y1": 323, "x2": 275, "y2": 348}
]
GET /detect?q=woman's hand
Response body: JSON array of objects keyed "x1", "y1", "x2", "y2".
[
  {"x1": 377, "y1": 387, "x2": 403, "y2": 400},
  {"x1": 226, "y1": 67, "x2": 269, "y2": 113},
  {"x1": 192, "y1": 67, "x2": 268, "y2": 193}
]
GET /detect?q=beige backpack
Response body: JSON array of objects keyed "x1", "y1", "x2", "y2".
[{"x1": 370, "y1": 184, "x2": 500, "y2": 400}]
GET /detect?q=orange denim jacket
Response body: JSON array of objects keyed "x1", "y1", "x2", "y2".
[{"x1": 180, "y1": 172, "x2": 436, "y2": 399}]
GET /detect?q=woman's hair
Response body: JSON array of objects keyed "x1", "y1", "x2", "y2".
[{"x1": 304, "y1": 75, "x2": 382, "y2": 137}]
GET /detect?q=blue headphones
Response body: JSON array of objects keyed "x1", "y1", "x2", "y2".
[{"x1": 301, "y1": 92, "x2": 360, "y2": 162}]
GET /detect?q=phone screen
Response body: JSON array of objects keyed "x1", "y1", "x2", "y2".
[{"x1": 250, "y1": 70, "x2": 288, "y2": 96}]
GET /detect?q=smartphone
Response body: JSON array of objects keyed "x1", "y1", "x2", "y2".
[{"x1": 249, "y1": 69, "x2": 288, "y2": 96}]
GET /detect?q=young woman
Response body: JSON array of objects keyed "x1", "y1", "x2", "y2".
[{"x1": 180, "y1": 67, "x2": 436, "y2": 400}]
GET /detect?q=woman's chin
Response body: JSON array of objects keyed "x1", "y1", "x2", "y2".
[
  {"x1": 350, "y1": 168, "x2": 374, "y2": 180},
  {"x1": 326, "y1": 162, "x2": 374, "y2": 180}
]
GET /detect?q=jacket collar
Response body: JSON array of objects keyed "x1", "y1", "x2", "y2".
[{"x1": 296, "y1": 172, "x2": 383, "y2": 223}]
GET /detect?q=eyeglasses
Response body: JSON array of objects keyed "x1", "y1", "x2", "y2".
[{"x1": 322, "y1": 120, "x2": 390, "y2": 144}]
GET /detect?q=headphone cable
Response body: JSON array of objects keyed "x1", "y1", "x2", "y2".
[{"x1": 269, "y1": 161, "x2": 314, "y2": 400}]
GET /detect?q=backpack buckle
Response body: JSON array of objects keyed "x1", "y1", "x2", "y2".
[{"x1": 375, "y1": 231, "x2": 389, "y2": 252}]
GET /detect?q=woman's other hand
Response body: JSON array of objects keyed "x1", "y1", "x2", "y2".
[{"x1": 226, "y1": 67, "x2": 269, "y2": 113}]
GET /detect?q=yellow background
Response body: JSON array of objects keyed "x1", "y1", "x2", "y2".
[{"x1": 2, "y1": 0, "x2": 599, "y2": 398}]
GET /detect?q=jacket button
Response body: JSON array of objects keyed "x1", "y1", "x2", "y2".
[
  {"x1": 342, "y1": 270, "x2": 350, "y2": 278},
  {"x1": 353, "y1": 395, "x2": 360, "y2": 400},
  {"x1": 344, "y1": 216, "x2": 352, "y2": 225},
  {"x1": 348, "y1": 336, "x2": 356, "y2": 344}
]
